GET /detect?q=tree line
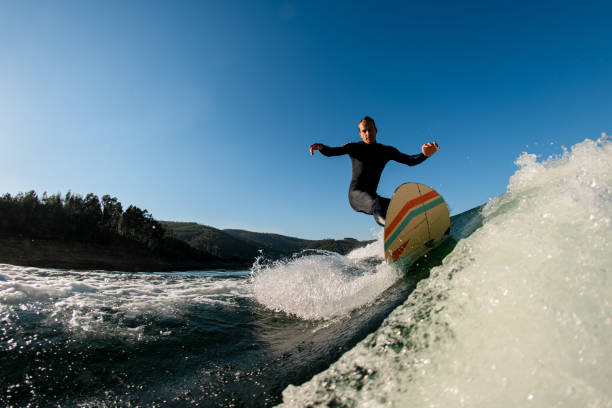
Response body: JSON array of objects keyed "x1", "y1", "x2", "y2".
[{"x1": 0, "y1": 191, "x2": 208, "y2": 260}]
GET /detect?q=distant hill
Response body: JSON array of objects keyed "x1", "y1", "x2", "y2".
[
  {"x1": 0, "y1": 191, "x2": 232, "y2": 272},
  {"x1": 162, "y1": 221, "x2": 373, "y2": 261},
  {"x1": 0, "y1": 190, "x2": 373, "y2": 272},
  {"x1": 161, "y1": 221, "x2": 271, "y2": 261},
  {"x1": 224, "y1": 229, "x2": 370, "y2": 256}
]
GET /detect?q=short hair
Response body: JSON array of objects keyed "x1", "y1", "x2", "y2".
[{"x1": 359, "y1": 116, "x2": 377, "y2": 130}]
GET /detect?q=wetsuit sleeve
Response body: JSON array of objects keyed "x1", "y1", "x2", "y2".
[
  {"x1": 389, "y1": 147, "x2": 428, "y2": 166},
  {"x1": 319, "y1": 144, "x2": 351, "y2": 157}
]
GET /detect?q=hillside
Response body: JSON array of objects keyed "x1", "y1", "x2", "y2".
[
  {"x1": 161, "y1": 221, "x2": 272, "y2": 261},
  {"x1": 0, "y1": 191, "x2": 371, "y2": 272},
  {"x1": 162, "y1": 221, "x2": 372, "y2": 261},
  {"x1": 224, "y1": 229, "x2": 370, "y2": 255}
]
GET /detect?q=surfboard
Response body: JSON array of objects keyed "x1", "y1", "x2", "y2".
[{"x1": 384, "y1": 183, "x2": 450, "y2": 266}]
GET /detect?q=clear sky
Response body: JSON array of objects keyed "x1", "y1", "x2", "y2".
[{"x1": 1, "y1": 1, "x2": 611, "y2": 240}]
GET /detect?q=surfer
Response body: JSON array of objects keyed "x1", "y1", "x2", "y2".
[{"x1": 309, "y1": 116, "x2": 439, "y2": 227}]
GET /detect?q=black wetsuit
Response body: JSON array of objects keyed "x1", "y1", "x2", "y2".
[{"x1": 319, "y1": 142, "x2": 427, "y2": 225}]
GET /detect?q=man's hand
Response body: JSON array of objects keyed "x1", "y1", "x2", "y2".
[
  {"x1": 309, "y1": 143, "x2": 324, "y2": 155},
  {"x1": 422, "y1": 141, "x2": 440, "y2": 157}
]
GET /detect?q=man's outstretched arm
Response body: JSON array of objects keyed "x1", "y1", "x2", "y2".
[
  {"x1": 392, "y1": 142, "x2": 440, "y2": 166},
  {"x1": 309, "y1": 143, "x2": 350, "y2": 157}
]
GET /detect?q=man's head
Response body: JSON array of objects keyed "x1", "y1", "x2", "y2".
[{"x1": 358, "y1": 116, "x2": 377, "y2": 144}]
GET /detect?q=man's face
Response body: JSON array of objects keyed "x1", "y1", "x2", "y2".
[{"x1": 359, "y1": 121, "x2": 377, "y2": 144}]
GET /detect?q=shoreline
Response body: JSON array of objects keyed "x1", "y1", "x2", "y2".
[{"x1": 0, "y1": 238, "x2": 252, "y2": 272}]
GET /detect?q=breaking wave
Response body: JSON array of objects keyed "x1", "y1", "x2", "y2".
[{"x1": 280, "y1": 135, "x2": 612, "y2": 407}]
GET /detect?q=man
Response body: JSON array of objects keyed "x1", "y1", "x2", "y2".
[{"x1": 309, "y1": 116, "x2": 439, "y2": 227}]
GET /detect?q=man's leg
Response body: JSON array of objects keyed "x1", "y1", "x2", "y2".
[
  {"x1": 372, "y1": 197, "x2": 391, "y2": 227},
  {"x1": 349, "y1": 190, "x2": 390, "y2": 227}
]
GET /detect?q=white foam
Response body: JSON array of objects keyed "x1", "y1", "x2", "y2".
[
  {"x1": 346, "y1": 229, "x2": 385, "y2": 260},
  {"x1": 280, "y1": 135, "x2": 612, "y2": 407},
  {"x1": 0, "y1": 265, "x2": 251, "y2": 340},
  {"x1": 251, "y1": 231, "x2": 397, "y2": 320}
]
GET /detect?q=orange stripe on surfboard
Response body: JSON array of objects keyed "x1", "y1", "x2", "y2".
[
  {"x1": 390, "y1": 239, "x2": 411, "y2": 262},
  {"x1": 385, "y1": 190, "x2": 439, "y2": 240}
]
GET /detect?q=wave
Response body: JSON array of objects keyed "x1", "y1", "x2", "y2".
[
  {"x1": 279, "y1": 135, "x2": 612, "y2": 407},
  {"x1": 250, "y1": 231, "x2": 400, "y2": 320}
]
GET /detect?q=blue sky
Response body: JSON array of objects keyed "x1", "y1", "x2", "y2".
[{"x1": 1, "y1": 1, "x2": 611, "y2": 240}]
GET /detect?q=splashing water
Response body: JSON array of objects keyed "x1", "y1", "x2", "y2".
[
  {"x1": 251, "y1": 231, "x2": 398, "y2": 320},
  {"x1": 280, "y1": 135, "x2": 612, "y2": 407},
  {"x1": 0, "y1": 266, "x2": 250, "y2": 341}
]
